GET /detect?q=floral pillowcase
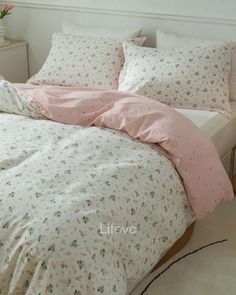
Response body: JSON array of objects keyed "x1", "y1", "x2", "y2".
[
  {"x1": 29, "y1": 33, "x2": 145, "y2": 90},
  {"x1": 119, "y1": 41, "x2": 232, "y2": 116},
  {"x1": 156, "y1": 30, "x2": 236, "y2": 102}
]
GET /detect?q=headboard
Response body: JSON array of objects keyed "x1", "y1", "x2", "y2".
[{"x1": 3, "y1": 0, "x2": 236, "y2": 76}]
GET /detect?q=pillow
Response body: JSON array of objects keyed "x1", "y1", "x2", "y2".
[
  {"x1": 119, "y1": 41, "x2": 232, "y2": 115},
  {"x1": 156, "y1": 30, "x2": 236, "y2": 101},
  {"x1": 29, "y1": 33, "x2": 145, "y2": 89},
  {"x1": 156, "y1": 30, "x2": 208, "y2": 48},
  {"x1": 63, "y1": 22, "x2": 142, "y2": 39}
]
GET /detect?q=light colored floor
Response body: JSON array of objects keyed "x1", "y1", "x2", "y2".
[{"x1": 131, "y1": 198, "x2": 236, "y2": 295}]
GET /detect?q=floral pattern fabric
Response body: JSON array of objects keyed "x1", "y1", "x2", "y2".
[
  {"x1": 155, "y1": 29, "x2": 236, "y2": 102},
  {"x1": 0, "y1": 81, "x2": 195, "y2": 294},
  {"x1": 119, "y1": 41, "x2": 232, "y2": 116},
  {"x1": 29, "y1": 33, "x2": 144, "y2": 90}
]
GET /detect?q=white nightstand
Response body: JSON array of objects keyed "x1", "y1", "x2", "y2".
[{"x1": 0, "y1": 40, "x2": 29, "y2": 83}]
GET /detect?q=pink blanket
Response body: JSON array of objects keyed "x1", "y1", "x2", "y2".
[{"x1": 15, "y1": 84, "x2": 234, "y2": 219}]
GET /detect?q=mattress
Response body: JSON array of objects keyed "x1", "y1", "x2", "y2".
[{"x1": 176, "y1": 102, "x2": 236, "y2": 159}]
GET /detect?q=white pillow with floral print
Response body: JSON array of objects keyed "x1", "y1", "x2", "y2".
[
  {"x1": 29, "y1": 33, "x2": 145, "y2": 89},
  {"x1": 156, "y1": 30, "x2": 236, "y2": 102},
  {"x1": 119, "y1": 41, "x2": 232, "y2": 115}
]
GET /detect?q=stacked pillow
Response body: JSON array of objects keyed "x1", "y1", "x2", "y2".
[
  {"x1": 29, "y1": 23, "x2": 144, "y2": 89},
  {"x1": 63, "y1": 22, "x2": 142, "y2": 39},
  {"x1": 156, "y1": 30, "x2": 236, "y2": 102},
  {"x1": 119, "y1": 40, "x2": 232, "y2": 115},
  {"x1": 29, "y1": 24, "x2": 234, "y2": 115}
]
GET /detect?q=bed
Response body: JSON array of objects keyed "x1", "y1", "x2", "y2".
[
  {"x1": 0, "y1": 21, "x2": 235, "y2": 295},
  {"x1": 0, "y1": 80, "x2": 233, "y2": 295}
]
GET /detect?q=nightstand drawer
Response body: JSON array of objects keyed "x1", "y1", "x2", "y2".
[{"x1": 0, "y1": 40, "x2": 28, "y2": 83}]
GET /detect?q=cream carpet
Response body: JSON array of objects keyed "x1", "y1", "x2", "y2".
[{"x1": 131, "y1": 198, "x2": 236, "y2": 295}]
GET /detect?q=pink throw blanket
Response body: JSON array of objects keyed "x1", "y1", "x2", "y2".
[{"x1": 15, "y1": 84, "x2": 234, "y2": 219}]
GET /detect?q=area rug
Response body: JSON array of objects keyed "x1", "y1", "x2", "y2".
[{"x1": 131, "y1": 198, "x2": 236, "y2": 295}]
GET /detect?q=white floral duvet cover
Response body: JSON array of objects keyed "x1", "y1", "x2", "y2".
[{"x1": 0, "y1": 81, "x2": 195, "y2": 294}]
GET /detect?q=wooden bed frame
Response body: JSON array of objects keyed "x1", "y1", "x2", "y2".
[{"x1": 152, "y1": 223, "x2": 195, "y2": 272}]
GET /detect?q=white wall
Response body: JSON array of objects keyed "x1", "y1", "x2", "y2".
[{"x1": 1, "y1": 0, "x2": 236, "y2": 76}]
